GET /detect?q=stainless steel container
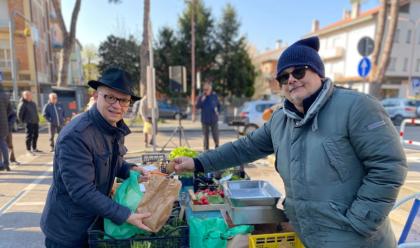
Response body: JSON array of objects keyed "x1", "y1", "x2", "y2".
[
  {"x1": 223, "y1": 180, "x2": 281, "y2": 207},
  {"x1": 225, "y1": 197, "x2": 286, "y2": 225}
]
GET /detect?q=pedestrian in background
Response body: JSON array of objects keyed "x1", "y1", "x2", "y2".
[
  {"x1": 0, "y1": 85, "x2": 12, "y2": 171},
  {"x1": 129, "y1": 99, "x2": 140, "y2": 127},
  {"x1": 41, "y1": 68, "x2": 151, "y2": 247},
  {"x1": 17, "y1": 91, "x2": 41, "y2": 155},
  {"x1": 196, "y1": 82, "x2": 220, "y2": 150},
  {"x1": 170, "y1": 37, "x2": 407, "y2": 247},
  {"x1": 7, "y1": 109, "x2": 19, "y2": 165},
  {"x1": 43, "y1": 93, "x2": 66, "y2": 152},
  {"x1": 139, "y1": 95, "x2": 158, "y2": 147}
]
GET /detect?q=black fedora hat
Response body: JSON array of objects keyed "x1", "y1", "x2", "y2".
[{"x1": 88, "y1": 68, "x2": 140, "y2": 101}]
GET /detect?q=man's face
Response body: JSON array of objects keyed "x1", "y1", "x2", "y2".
[
  {"x1": 24, "y1": 92, "x2": 33, "y2": 101},
  {"x1": 280, "y1": 67, "x2": 322, "y2": 107},
  {"x1": 50, "y1": 95, "x2": 57, "y2": 104},
  {"x1": 203, "y1": 85, "x2": 212, "y2": 96},
  {"x1": 94, "y1": 87, "x2": 131, "y2": 126}
]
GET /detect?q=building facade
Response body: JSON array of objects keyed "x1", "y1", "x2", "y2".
[
  {"x1": 0, "y1": 0, "x2": 84, "y2": 111},
  {"x1": 307, "y1": 0, "x2": 420, "y2": 98},
  {"x1": 251, "y1": 41, "x2": 285, "y2": 99}
]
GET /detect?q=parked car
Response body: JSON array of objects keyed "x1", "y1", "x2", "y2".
[
  {"x1": 229, "y1": 99, "x2": 282, "y2": 135},
  {"x1": 158, "y1": 101, "x2": 187, "y2": 119},
  {"x1": 381, "y1": 98, "x2": 420, "y2": 125}
]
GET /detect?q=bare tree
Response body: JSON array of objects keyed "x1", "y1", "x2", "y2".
[
  {"x1": 51, "y1": 0, "x2": 82, "y2": 87},
  {"x1": 369, "y1": 0, "x2": 399, "y2": 98}
]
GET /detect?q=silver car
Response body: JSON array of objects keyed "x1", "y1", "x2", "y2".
[
  {"x1": 234, "y1": 99, "x2": 281, "y2": 135},
  {"x1": 381, "y1": 98, "x2": 419, "y2": 125}
]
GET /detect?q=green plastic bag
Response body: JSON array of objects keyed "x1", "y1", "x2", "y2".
[
  {"x1": 104, "y1": 170, "x2": 147, "y2": 239},
  {"x1": 189, "y1": 217, "x2": 254, "y2": 248}
]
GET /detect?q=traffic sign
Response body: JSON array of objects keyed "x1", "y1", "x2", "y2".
[
  {"x1": 357, "y1": 37, "x2": 374, "y2": 57},
  {"x1": 358, "y1": 57, "x2": 371, "y2": 78},
  {"x1": 411, "y1": 77, "x2": 420, "y2": 94}
]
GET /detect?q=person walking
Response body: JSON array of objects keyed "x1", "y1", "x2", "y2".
[
  {"x1": 0, "y1": 85, "x2": 12, "y2": 171},
  {"x1": 196, "y1": 82, "x2": 220, "y2": 151},
  {"x1": 42, "y1": 93, "x2": 66, "y2": 152},
  {"x1": 17, "y1": 91, "x2": 41, "y2": 155},
  {"x1": 170, "y1": 37, "x2": 407, "y2": 247},
  {"x1": 41, "y1": 68, "x2": 151, "y2": 247},
  {"x1": 139, "y1": 95, "x2": 158, "y2": 147}
]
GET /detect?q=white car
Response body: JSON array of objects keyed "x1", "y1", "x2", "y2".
[
  {"x1": 381, "y1": 98, "x2": 419, "y2": 125},
  {"x1": 233, "y1": 99, "x2": 282, "y2": 135}
]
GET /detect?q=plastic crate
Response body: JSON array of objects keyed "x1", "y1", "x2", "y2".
[
  {"x1": 88, "y1": 216, "x2": 189, "y2": 248},
  {"x1": 126, "y1": 153, "x2": 167, "y2": 166},
  {"x1": 249, "y1": 232, "x2": 304, "y2": 248}
]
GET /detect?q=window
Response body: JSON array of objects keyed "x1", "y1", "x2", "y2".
[
  {"x1": 0, "y1": 40, "x2": 10, "y2": 69},
  {"x1": 403, "y1": 58, "x2": 408, "y2": 72},
  {"x1": 0, "y1": 0, "x2": 9, "y2": 25},
  {"x1": 416, "y1": 59, "x2": 420, "y2": 72},
  {"x1": 406, "y1": 29, "x2": 412, "y2": 44},
  {"x1": 394, "y1": 29, "x2": 400, "y2": 43},
  {"x1": 418, "y1": 32, "x2": 420, "y2": 45},
  {"x1": 388, "y1": 57, "x2": 397, "y2": 71}
]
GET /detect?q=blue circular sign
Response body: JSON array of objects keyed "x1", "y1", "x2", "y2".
[{"x1": 358, "y1": 57, "x2": 371, "y2": 78}]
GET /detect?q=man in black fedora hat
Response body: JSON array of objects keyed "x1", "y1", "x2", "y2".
[{"x1": 41, "y1": 68, "x2": 151, "y2": 247}]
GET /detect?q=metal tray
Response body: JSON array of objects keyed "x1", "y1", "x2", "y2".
[
  {"x1": 223, "y1": 180, "x2": 281, "y2": 207},
  {"x1": 225, "y1": 197, "x2": 286, "y2": 225}
]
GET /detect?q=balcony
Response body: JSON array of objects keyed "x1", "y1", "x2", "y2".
[{"x1": 321, "y1": 47, "x2": 345, "y2": 61}]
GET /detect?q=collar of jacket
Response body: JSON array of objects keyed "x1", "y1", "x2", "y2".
[
  {"x1": 88, "y1": 104, "x2": 131, "y2": 137},
  {"x1": 283, "y1": 78, "x2": 334, "y2": 129}
]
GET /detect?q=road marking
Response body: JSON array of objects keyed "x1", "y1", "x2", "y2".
[
  {"x1": 0, "y1": 167, "x2": 52, "y2": 217},
  {"x1": 14, "y1": 202, "x2": 46, "y2": 206}
]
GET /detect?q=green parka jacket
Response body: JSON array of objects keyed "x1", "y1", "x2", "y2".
[{"x1": 197, "y1": 79, "x2": 407, "y2": 248}]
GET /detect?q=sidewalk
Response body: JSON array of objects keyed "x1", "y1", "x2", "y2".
[{"x1": 128, "y1": 119, "x2": 235, "y2": 133}]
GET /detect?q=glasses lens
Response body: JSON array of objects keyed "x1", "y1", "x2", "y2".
[
  {"x1": 120, "y1": 99, "x2": 131, "y2": 107},
  {"x1": 291, "y1": 67, "x2": 307, "y2": 80},
  {"x1": 277, "y1": 73, "x2": 289, "y2": 86},
  {"x1": 103, "y1": 95, "x2": 116, "y2": 104}
]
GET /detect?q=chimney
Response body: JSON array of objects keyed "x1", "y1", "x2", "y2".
[
  {"x1": 343, "y1": 9, "x2": 351, "y2": 19},
  {"x1": 312, "y1": 19, "x2": 319, "y2": 32},
  {"x1": 351, "y1": 2, "x2": 360, "y2": 19},
  {"x1": 275, "y1": 40, "x2": 282, "y2": 49}
]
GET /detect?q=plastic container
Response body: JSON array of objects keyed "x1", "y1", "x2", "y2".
[{"x1": 249, "y1": 232, "x2": 304, "y2": 248}]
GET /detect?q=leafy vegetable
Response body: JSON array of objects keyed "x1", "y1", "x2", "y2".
[{"x1": 168, "y1": 147, "x2": 198, "y2": 160}]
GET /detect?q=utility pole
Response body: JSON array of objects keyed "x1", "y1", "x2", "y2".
[
  {"x1": 191, "y1": 0, "x2": 196, "y2": 121},
  {"x1": 8, "y1": 12, "x2": 18, "y2": 103}
]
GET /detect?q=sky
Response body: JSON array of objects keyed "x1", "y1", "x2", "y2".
[{"x1": 62, "y1": 0, "x2": 380, "y2": 53}]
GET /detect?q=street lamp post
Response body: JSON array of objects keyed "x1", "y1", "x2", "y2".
[
  {"x1": 9, "y1": 10, "x2": 40, "y2": 106},
  {"x1": 8, "y1": 11, "x2": 18, "y2": 103},
  {"x1": 190, "y1": 0, "x2": 196, "y2": 121}
]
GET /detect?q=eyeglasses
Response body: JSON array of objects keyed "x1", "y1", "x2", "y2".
[
  {"x1": 276, "y1": 66, "x2": 309, "y2": 86},
  {"x1": 99, "y1": 93, "x2": 131, "y2": 107}
]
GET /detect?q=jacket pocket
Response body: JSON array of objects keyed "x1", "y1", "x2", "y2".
[
  {"x1": 94, "y1": 152, "x2": 111, "y2": 186},
  {"x1": 322, "y1": 138, "x2": 351, "y2": 182}
]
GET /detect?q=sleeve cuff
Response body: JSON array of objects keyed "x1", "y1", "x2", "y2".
[{"x1": 193, "y1": 158, "x2": 204, "y2": 173}]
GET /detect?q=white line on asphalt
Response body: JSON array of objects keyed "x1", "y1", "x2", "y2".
[
  {"x1": 0, "y1": 167, "x2": 53, "y2": 217},
  {"x1": 14, "y1": 202, "x2": 46, "y2": 206}
]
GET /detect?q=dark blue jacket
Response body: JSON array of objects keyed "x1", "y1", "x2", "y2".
[
  {"x1": 42, "y1": 102, "x2": 66, "y2": 126},
  {"x1": 17, "y1": 98, "x2": 39, "y2": 124},
  {"x1": 8, "y1": 110, "x2": 16, "y2": 133},
  {"x1": 40, "y1": 105, "x2": 134, "y2": 246},
  {"x1": 196, "y1": 92, "x2": 220, "y2": 125}
]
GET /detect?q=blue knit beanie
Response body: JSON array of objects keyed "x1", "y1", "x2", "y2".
[{"x1": 276, "y1": 36, "x2": 325, "y2": 79}]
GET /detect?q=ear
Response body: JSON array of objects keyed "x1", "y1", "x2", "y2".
[{"x1": 93, "y1": 91, "x2": 99, "y2": 101}]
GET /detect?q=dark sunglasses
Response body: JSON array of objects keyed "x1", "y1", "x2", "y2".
[{"x1": 276, "y1": 66, "x2": 309, "y2": 86}]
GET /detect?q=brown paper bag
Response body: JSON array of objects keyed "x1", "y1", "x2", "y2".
[{"x1": 137, "y1": 174, "x2": 182, "y2": 232}]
